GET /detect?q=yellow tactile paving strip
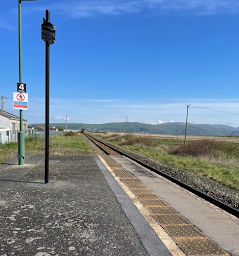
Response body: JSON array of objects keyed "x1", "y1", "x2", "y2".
[{"x1": 101, "y1": 155, "x2": 229, "y2": 256}]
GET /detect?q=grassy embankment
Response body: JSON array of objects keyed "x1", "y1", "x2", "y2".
[
  {"x1": 0, "y1": 132, "x2": 93, "y2": 164},
  {"x1": 94, "y1": 133, "x2": 239, "y2": 191}
]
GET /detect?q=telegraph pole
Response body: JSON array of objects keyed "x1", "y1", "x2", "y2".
[
  {"x1": 65, "y1": 115, "x2": 67, "y2": 132},
  {"x1": 1, "y1": 96, "x2": 7, "y2": 110},
  {"x1": 184, "y1": 104, "x2": 190, "y2": 145},
  {"x1": 177, "y1": 126, "x2": 180, "y2": 141},
  {"x1": 125, "y1": 116, "x2": 128, "y2": 133}
]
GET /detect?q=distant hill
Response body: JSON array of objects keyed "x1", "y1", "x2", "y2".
[
  {"x1": 30, "y1": 122, "x2": 239, "y2": 137},
  {"x1": 230, "y1": 131, "x2": 239, "y2": 136}
]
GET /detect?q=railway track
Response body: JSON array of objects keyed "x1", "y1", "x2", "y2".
[{"x1": 84, "y1": 133, "x2": 239, "y2": 219}]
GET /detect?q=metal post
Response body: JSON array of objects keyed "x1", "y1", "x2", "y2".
[
  {"x1": 184, "y1": 105, "x2": 190, "y2": 145},
  {"x1": 18, "y1": 0, "x2": 22, "y2": 85},
  {"x1": 45, "y1": 10, "x2": 50, "y2": 183},
  {"x1": 18, "y1": 0, "x2": 25, "y2": 165},
  {"x1": 66, "y1": 115, "x2": 67, "y2": 132}
]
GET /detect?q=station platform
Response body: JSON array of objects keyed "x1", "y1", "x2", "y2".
[
  {"x1": 0, "y1": 154, "x2": 172, "y2": 256},
  {"x1": 109, "y1": 155, "x2": 239, "y2": 256}
]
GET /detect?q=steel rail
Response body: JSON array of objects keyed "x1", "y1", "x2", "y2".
[
  {"x1": 85, "y1": 134, "x2": 111, "y2": 155},
  {"x1": 85, "y1": 133, "x2": 239, "y2": 218}
]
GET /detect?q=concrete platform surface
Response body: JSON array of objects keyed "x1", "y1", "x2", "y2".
[
  {"x1": 0, "y1": 154, "x2": 171, "y2": 256},
  {"x1": 111, "y1": 156, "x2": 239, "y2": 256}
]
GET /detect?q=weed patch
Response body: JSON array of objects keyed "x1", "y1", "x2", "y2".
[
  {"x1": 0, "y1": 142, "x2": 18, "y2": 163},
  {"x1": 120, "y1": 136, "x2": 161, "y2": 147},
  {"x1": 64, "y1": 131, "x2": 77, "y2": 136}
]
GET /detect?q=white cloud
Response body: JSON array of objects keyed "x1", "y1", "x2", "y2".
[
  {"x1": 22, "y1": 0, "x2": 239, "y2": 18},
  {"x1": 52, "y1": 116, "x2": 64, "y2": 121},
  {"x1": 5, "y1": 97, "x2": 239, "y2": 126},
  {"x1": 0, "y1": 19, "x2": 15, "y2": 30},
  {"x1": 170, "y1": 120, "x2": 174, "y2": 123},
  {"x1": 64, "y1": 116, "x2": 70, "y2": 121},
  {"x1": 52, "y1": 115, "x2": 70, "y2": 121}
]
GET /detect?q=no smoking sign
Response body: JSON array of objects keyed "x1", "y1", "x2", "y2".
[
  {"x1": 16, "y1": 93, "x2": 25, "y2": 102},
  {"x1": 13, "y1": 92, "x2": 28, "y2": 110}
]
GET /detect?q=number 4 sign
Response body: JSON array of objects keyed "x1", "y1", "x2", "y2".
[{"x1": 17, "y1": 83, "x2": 26, "y2": 93}]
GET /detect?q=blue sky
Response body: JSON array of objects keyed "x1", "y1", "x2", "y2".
[{"x1": 1, "y1": 0, "x2": 239, "y2": 126}]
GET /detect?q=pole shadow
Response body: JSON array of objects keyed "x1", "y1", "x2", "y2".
[{"x1": 0, "y1": 179, "x2": 44, "y2": 185}]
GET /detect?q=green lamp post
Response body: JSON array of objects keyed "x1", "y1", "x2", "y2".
[{"x1": 17, "y1": 0, "x2": 37, "y2": 165}]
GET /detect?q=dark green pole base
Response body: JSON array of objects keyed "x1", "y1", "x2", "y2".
[{"x1": 18, "y1": 131, "x2": 25, "y2": 165}]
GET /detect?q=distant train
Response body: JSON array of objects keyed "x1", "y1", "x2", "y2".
[{"x1": 81, "y1": 129, "x2": 85, "y2": 133}]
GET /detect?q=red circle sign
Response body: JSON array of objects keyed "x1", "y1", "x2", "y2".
[{"x1": 16, "y1": 93, "x2": 25, "y2": 102}]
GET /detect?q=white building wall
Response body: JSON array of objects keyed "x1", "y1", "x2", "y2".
[
  {"x1": 0, "y1": 114, "x2": 27, "y2": 143},
  {"x1": 0, "y1": 115, "x2": 10, "y2": 129},
  {"x1": 10, "y1": 120, "x2": 27, "y2": 132},
  {"x1": 0, "y1": 129, "x2": 10, "y2": 144}
]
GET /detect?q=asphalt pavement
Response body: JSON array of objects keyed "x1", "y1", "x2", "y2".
[{"x1": 0, "y1": 153, "x2": 171, "y2": 256}]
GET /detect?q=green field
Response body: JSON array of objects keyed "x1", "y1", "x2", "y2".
[
  {"x1": 0, "y1": 132, "x2": 93, "y2": 164},
  {"x1": 95, "y1": 133, "x2": 239, "y2": 191}
]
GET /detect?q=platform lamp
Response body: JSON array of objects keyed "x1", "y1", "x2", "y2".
[{"x1": 18, "y1": 0, "x2": 38, "y2": 165}]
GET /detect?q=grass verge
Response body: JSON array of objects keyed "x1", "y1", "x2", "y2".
[
  {"x1": 0, "y1": 142, "x2": 18, "y2": 164},
  {"x1": 94, "y1": 133, "x2": 239, "y2": 191},
  {"x1": 0, "y1": 133, "x2": 93, "y2": 164}
]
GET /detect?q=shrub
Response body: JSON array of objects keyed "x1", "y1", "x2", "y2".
[
  {"x1": 171, "y1": 139, "x2": 239, "y2": 159},
  {"x1": 64, "y1": 131, "x2": 77, "y2": 136},
  {"x1": 56, "y1": 126, "x2": 64, "y2": 131}
]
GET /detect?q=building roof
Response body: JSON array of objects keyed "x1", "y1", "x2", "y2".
[{"x1": 0, "y1": 110, "x2": 27, "y2": 122}]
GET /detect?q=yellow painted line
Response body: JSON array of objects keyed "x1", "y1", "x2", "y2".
[{"x1": 98, "y1": 155, "x2": 186, "y2": 256}]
